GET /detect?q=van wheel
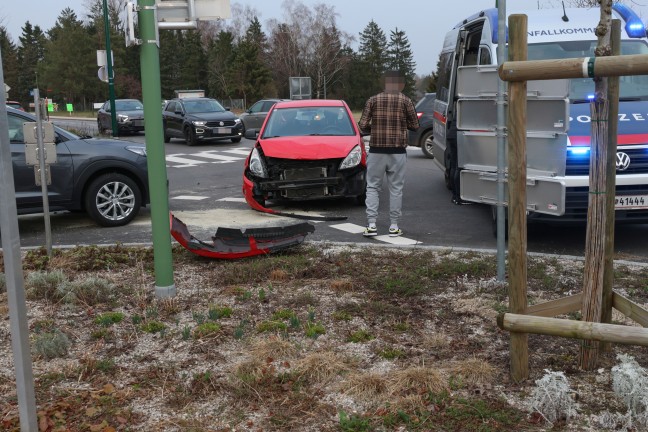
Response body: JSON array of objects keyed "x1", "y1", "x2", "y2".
[
  {"x1": 444, "y1": 150, "x2": 453, "y2": 190},
  {"x1": 420, "y1": 131, "x2": 434, "y2": 159}
]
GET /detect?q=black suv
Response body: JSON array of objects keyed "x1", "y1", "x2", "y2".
[
  {"x1": 6, "y1": 107, "x2": 149, "y2": 226},
  {"x1": 408, "y1": 93, "x2": 436, "y2": 158},
  {"x1": 162, "y1": 97, "x2": 243, "y2": 145}
]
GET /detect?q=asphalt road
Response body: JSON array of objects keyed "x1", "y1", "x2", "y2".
[{"x1": 15, "y1": 119, "x2": 648, "y2": 262}]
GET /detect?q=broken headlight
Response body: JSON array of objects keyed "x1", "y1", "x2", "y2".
[
  {"x1": 249, "y1": 147, "x2": 268, "y2": 178},
  {"x1": 339, "y1": 145, "x2": 362, "y2": 170}
]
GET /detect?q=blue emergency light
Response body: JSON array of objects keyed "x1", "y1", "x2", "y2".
[
  {"x1": 611, "y1": 3, "x2": 646, "y2": 38},
  {"x1": 568, "y1": 147, "x2": 590, "y2": 155}
]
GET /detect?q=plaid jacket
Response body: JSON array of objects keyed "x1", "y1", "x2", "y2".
[{"x1": 358, "y1": 91, "x2": 419, "y2": 149}]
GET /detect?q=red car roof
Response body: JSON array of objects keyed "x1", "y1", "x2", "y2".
[{"x1": 273, "y1": 99, "x2": 347, "y2": 109}]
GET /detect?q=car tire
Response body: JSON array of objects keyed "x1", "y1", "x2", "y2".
[
  {"x1": 420, "y1": 130, "x2": 434, "y2": 159},
  {"x1": 163, "y1": 128, "x2": 171, "y2": 143},
  {"x1": 84, "y1": 173, "x2": 142, "y2": 227},
  {"x1": 231, "y1": 137, "x2": 242, "y2": 143},
  {"x1": 184, "y1": 126, "x2": 198, "y2": 146}
]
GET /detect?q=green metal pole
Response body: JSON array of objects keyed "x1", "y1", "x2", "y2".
[
  {"x1": 138, "y1": 0, "x2": 176, "y2": 297},
  {"x1": 102, "y1": 0, "x2": 118, "y2": 136}
]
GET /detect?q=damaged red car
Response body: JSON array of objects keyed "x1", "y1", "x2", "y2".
[{"x1": 242, "y1": 99, "x2": 366, "y2": 211}]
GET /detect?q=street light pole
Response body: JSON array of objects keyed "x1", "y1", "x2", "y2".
[{"x1": 102, "y1": 0, "x2": 118, "y2": 136}]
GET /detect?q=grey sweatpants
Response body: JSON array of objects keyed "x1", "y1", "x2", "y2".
[{"x1": 365, "y1": 152, "x2": 407, "y2": 226}]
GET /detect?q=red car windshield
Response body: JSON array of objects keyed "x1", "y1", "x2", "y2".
[{"x1": 262, "y1": 106, "x2": 355, "y2": 138}]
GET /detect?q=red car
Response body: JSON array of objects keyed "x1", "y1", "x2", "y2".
[{"x1": 243, "y1": 99, "x2": 366, "y2": 211}]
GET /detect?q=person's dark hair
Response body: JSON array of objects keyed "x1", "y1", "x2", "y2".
[{"x1": 384, "y1": 70, "x2": 402, "y2": 79}]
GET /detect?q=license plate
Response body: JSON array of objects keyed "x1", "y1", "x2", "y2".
[
  {"x1": 215, "y1": 127, "x2": 231, "y2": 134},
  {"x1": 615, "y1": 194, "x2": 648, "y2": 210}
]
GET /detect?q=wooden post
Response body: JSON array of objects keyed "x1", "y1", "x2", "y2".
[
  {"x1": 498, "y1": 313, "x2": 648, "y2": 346},
  {"x1": 580, "y1": 0, "x2": 612, "y2": 371},
  {"x1": 507, "y1": 14, "x2": 529, "y2": 383},
  {"x1": 602, "y1": 19, "x2": 621, "y2": 353}
]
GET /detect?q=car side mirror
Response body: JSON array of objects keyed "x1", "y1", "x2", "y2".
[
  {"x1": 225, "y1": 107, "x2": 231, "y2": 111},
  {"x1": 244, "y1": 129, "x2": 258, "y2": 140}
]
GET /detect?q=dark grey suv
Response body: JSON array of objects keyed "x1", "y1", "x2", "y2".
[
  {"x1": 408, "y1": 93, "x2": 436, "y2": 158},
  {"x1": 7, "y1": 107, "x2": 149, "y2": 226},
  {"x1": 239, "y1": 98, "x2": 289, "y2": 131},
  {"x1": 162, "y1": 97, "x2": 243, "y2": 145}
]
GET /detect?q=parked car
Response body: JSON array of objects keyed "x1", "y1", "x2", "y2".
[
  {"x1": 162, "y1": 97, "x2": 243, "y2": 145},
  {"x1": 242, "y1": 99, "x2": 366, "y2": 208},
  {"x1": 7, "y1": 107, "x2": 149, "y2": 226},
  {"x1": 97, "y1": 99, "x2": 145, "y2": 135},
  {"x1": 6, "y1": 101, "x2": 24, "y2": 111},
  {"x1": 239, "y1": 98, "x2": 289, "y2": 131},
  {"x1": 408, "y1": 92, "x2": 436, "y2": 158}
]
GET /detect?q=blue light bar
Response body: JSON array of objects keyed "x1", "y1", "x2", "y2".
[
  {"x1": 587, "y1": 94, "x2": 595, "y2": 100},
  {"x1": 612, "y1": 3, "x2": 646, "y2": 38},
  {"x1": 568, "y1": 147, "x2": 590, "y2": 155}
]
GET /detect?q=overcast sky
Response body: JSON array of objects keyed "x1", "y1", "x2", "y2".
[{"x1": 2, "y1": 0, "x2": 648, "y2": 75}]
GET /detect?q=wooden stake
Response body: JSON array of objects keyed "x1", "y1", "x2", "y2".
[{"x1": 507, "y1": 14, "x2": 529, "y2": 383}]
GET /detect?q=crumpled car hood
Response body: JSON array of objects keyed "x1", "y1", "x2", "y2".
[{"x1": 258, "y1": 136, "x2": 360, "y2": 160}]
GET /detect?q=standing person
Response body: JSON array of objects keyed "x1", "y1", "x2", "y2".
[{"x1": 358, "y1": 70, "x2": 419, "y2": 237}]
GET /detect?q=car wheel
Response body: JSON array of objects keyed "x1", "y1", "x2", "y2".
[
  {"x1": 84, "y1": 173, "x2": 142, "y2": 227},
  {"x1": 420, "y1": 130, "x2": 434, "y2": 159},
  {"x1": 231, "y1": 136, "x2": 242, "y2": 143},
  {"x1": 163, "y1": 128, "x2": 171, "y2": 143},
  {"x1": 184, "y1": 126, "x2": 198, "y2": 146}
]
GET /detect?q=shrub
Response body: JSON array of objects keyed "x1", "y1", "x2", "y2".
[
  {"x1": 528, "y1": 369, "x2": 576, "y2": 425},
  {"x1": 57, "y1": 277, "x2": 115, "y2": 306},
  {"x1": 94, "y1": 312, "x2": 124, "y2": 327},
  {"x1": 141, "y1": 321, "x2": 166, "y2": 333},
  {"x1": 193, "y1": 322, "x2": 221, "y2": 339},
  {"x1": 25, "y1": 270, "x2": 67, "y2": 300},
  {"x1": 33, "y1": 330, "x2": 70, "y2": 359}
]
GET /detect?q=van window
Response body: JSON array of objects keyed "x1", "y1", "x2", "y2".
[
  {"x1": 528, "y1": 40, "x2": 648, "y2": 101},
  {"x1": 479, "y1": 47, "x2": 492, "y2": 65},
  {"x1": 436, "y1": 52, "x2": 454, "y2": 103}
]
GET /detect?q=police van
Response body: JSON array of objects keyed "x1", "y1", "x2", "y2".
[{"x1": 432, "y1": 4, "x2": 648, "y2": 225}]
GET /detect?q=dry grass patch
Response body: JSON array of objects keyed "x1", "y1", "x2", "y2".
[
  {"x1": 270, "y1": 269, "x2": 289, "y2": 281},
  {"x1": 330, "y1": 278, "x2": 354, "y2": 293},
  {"x1": 294, "y1": 351, "x2": 350, "y2": 384},
  {"x1": 250, "y1": 335, "x2": 297, "y2": 360},
  {"x1": 421, "y1": 331, "x2": 452, "y2": 351},
  {"x1": 388, "y1": 366, "x2": 448, "y2": 396},
  {"x1": 448, "y1": 358, "x2": 497, "y2": 387},
  {"x1": 339, "y1": 371, "x2": 388, "y2": 403}
]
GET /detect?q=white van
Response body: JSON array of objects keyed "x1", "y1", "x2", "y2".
[{"x1": 433, "y1": 4, "x2": 648, "y2": 225}]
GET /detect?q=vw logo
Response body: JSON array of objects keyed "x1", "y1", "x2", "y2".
[
  {"x1": 219, "y1": 121, "x2": 224, "y2": 126},
  {"x1": 616, "y1": 152, "x2": 631, "y2": 172}
]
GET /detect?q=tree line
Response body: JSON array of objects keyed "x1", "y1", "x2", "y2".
[{"x1": 1, "y1": 0, "x2": 435, "y2": 112}]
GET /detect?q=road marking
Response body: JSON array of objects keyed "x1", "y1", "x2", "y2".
[
  {"x1": 218, "y1": 197, "x2": 247, "y2": 203},
  {"x1": 191, "y1": 150, "x2": 243, "y2": 163},
  {"x1": 330, "y1": 223, "x2": 421, "y2": 245},
  {"x1": 172, "y1": 195, "x2": 209, "y2": 201},
  {"x1": 166, "y1": 155, "x2": 210, "y2": 167},
  {"x1": 222, "y1": 148, "x2": 252, "y2": 156}
]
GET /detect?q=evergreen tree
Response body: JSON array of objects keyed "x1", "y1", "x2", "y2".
[
  {"x1": 178, "y1": 30, "x2": 208, "y2": 92},
  {"x1": 206, "y1": 30, "x2": 236, "y2": 99},
  {"x1": 159, "y1": 30, "x2": 183, "y2": 98},
  {"x1": 0, "y1": 27, "x2": 19, "y2": 103},
  {"x1": 41, "y1": 9, "x2": 96, "y2": 110},
  {"x1": 230, "y1": 18, "x2": 273, "y2": 105},
  {"x1": 358, "y1": 19, "x2": 388, "y2": 90},
  {"x1": 16, "y1": 22, "x2": 47, "y2": 107},
  {"x1": 386, "y1": 27, "x2": 417, "y2": 98}
]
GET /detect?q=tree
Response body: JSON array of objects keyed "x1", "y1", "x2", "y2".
[
  {"x1": 206, "y1": 30, "x2": 236, "y2": 99},
  {"x1": 358, "y1": 20, "x2": 388, "y2": 93},
  {"x1": 40, "y1": 9, "x2": 96, "y2": 109},
  {"x1": 16, "y1": 22, "x2": 47, "y2": 107},
  {"x1": 386, "y1": 27, "x2": 417, "y2": 98},
  {"x1": 0, "y1": 26, "x2": 19, "y2": 102}
]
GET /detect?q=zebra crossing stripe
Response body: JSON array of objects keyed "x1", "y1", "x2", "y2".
[
  {"x1": 191, "y1": 151, "x2": 243, "y2": 162},
  {"x1": 221, "y1": 148, "x2": 252, "y2": 156},
  {"x1": 330, "y1": 223, "x2": 421, "y2": 245},
  {"x1": 166, "y1": 155, "x2": 210, "y2": 167}
]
